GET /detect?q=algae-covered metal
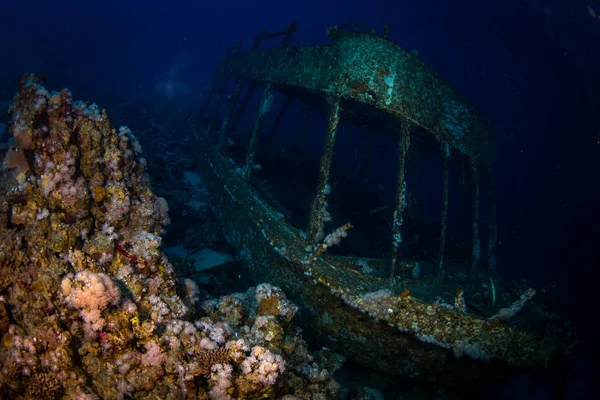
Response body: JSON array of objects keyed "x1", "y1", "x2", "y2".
[
  {"x1": 217, "y1": 23, "x2": 493, "y2": 169},
  {"x1": 196, "y1": 23, "x2": 574, "y2": 387},
  {"x1": 196, "y1": 137, "x2": 572, "y2": 386}
]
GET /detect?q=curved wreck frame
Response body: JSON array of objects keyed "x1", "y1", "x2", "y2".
[{"x1": 194, "y1": 23, "x2": 573, "y2": 387}]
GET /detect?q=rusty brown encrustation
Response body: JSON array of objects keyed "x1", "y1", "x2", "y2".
[{"x1": 195, "y1": 23, "x2": 573, "y2": 387}]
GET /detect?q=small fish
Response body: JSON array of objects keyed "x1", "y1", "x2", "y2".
[{"x1": 587, "y1": 5, "x2": 598, "y2": 19}]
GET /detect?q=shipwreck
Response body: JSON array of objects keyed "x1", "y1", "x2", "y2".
[{"x1": 193, "y1": 22, "x2": 575, "y2": 388}]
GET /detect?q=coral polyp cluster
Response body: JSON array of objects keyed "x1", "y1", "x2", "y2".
[{"x1": 0, "y1": 75, "x2": 342, "y2": 399}]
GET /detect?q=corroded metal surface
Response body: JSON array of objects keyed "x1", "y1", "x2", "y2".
[
  {"x1": 197, "y1": 24, "x2": 573, "y2": 388},
  {"x1": 194, "y1": 137, "x2": 573, "y2": 387},
  {"x1": 218, "y1": 27, "x2": 493, "y2": 169}
]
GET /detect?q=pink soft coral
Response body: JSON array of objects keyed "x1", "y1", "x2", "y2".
[
  {"x1": 61, "y1": 270, "x2": 121, "y2": 338},
  {"x1": 61, "y1": 271, "x2": 120, "y2": 310},
  {"x1": 140, "y1": 340, "x2": 168, "y2": 367}
]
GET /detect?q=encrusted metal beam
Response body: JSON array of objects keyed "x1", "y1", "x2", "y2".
[
  {"x1": 218, "y1": 79, "x2": 244, "y2": 147},
  {"x1": 390, "y1": 123, "x2": 411, "y2": 280},
  {"x1": 243, "y1": 84, "x2": 273, "y2": 179},
  {"x1": 224, "y1": 23, "x2": 296, "y2": 142},
  {"x1": 229, "y1": 81, "x2": 256, "y2": 135},
  {"x1": 307, "y1": 94, "x2": 341, "y2": 243},
  {"x1": 436, "y1": 143, "x2": 450, "y2": 284},
  {"x1": 208, "y1": 40, "x2": 243, "y2": 133},
  {"x1": 487, "y1": 168, "x2": 497, "y2": 278},
  {"x1": 469, "y1": 161, "x2": 481, "y2": 280}
]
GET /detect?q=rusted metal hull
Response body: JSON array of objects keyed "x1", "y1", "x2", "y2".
[
  {"x1": 194, "y1": 138, "x2": 562, "y2": 388},
  {"x1": 196, "y1": 24, "x2": 573, "y2": 389}
]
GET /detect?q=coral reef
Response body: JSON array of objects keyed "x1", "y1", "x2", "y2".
[{"x1": 0, "y1": 75, "x2": 342, "y2": 399}]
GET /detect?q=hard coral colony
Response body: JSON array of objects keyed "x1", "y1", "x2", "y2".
[{"x1": 0, "y1": 75, "x2": 341, "y2": 399}]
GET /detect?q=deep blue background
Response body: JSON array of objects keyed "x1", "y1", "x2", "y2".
[{"x1": 2, "y1": 0, "x2": 599, "y2": 396}]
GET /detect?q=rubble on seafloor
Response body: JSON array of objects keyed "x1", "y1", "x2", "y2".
[{"x1": 0, "y1": 75, "x2": 343, "y2": 399}]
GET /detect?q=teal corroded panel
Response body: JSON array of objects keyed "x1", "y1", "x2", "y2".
[
  {"x1": 221, "y1": 45, "x2": 337, "y2": 92},
  {"x1": 220, "y1": 30, "x2": 493, "y2": 168}
]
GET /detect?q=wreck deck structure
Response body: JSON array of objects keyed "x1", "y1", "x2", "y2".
[{"x1": 194, "y1": 23, "x2": 573, "y2": 388}]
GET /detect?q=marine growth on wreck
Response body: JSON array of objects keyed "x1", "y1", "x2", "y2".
[
  {"x1": 195, "y1": 22, "x2": 576, "y2": 388},
  {"x1": 0, "y1": 22, "x2": 578, "y2": 400}
]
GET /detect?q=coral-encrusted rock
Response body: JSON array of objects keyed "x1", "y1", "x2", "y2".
[
  {"x1": 0, "y1": 76, "x2": 342, "y2": 399},
  {"x1": 0, "y1": 74, "x2": 179, "y2": 397},
  {"x1": 2, "y1": 74, "x2": 168, "y2": 264}
]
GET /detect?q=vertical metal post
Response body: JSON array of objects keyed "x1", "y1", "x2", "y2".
[
  {"x1": 218, "y1": 80, "x2": 245, "y2": 148},
  {"x1": 469, "y1": 161, "x2": 480, "y2": 280},
  {"x1": 436, "y1": 143, "x2": 450, "y2": 284},
  {"x1": 281, "y1": 22, "x2": 296, "y2": 47},
  {"x1": 207, "y1": 81, "x2": 226, "y2": 134},
  {"x1": 242, "y1": 84, "x2": 273, "y2": 179},
  {"x1": 487, "y1": 167, "x2": 497, "y2": 278},
  {"x1": 229, "y1": 24, "x2": 296, "y2": 139},
  {"x1": 253, "y1": 29, "x2": 267, "y2": 50},
  {"x1": 207, "y1": 40, "x2": 243, "y2": 133},
  {"x1": 307, "y1": 95, "x2": 341, "y2": 243},
  {"x1": 383, "y1": 24, "x2": 391, "y2": 39},
  {"x1": 390, "y1": 123, "x2": 411, "y2": 281},
  {"x1": 229, "y1": 82, "x2": 257, "y2": 135},
  {"x1": 261, "y1": 23, "x2": 295, "y2": 148}
]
